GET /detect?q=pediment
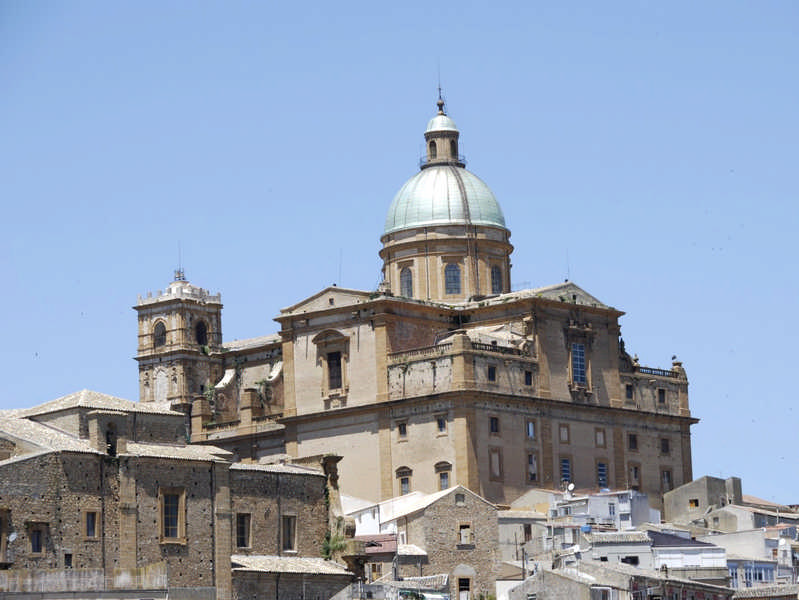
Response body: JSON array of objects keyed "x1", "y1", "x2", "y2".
[{"x1": 280, "y1": 286, "x2": 372, "y2": 316}]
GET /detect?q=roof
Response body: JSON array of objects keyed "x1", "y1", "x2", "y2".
[
  {"x1": 230, "y1": 462, "x2": 325, "y2": 477},
  {"x1": 733, "y1": 584, "x2": 799, "y2": 599},
  {"x1": 0, "y1": 415, "x2": 98, "y2": 454},
  {"x1": 398, "y1": 543, "x2": 427, "y2": 556},
  {"x1": 124, "y1": 441, "x2": 232, "y2": 462},
  {"x1": 230, "y1": 555, "x2": 352, "y2": 576},
  {"x1": 17, "y1": 389, "x2": 181, "y2": 418},
  {"x1": 222, "y1": 334, "x2": 282, "y2": 352},
  {"x1": 498, "y1": 509, "x2": 548, "y2": 521},
  {"x1": 354, "y1": 534, "x2": 397, "y2": 555},
  {"x1": 384, "y1": 165, "x2": 506, "y2": 235},
  {"x1": 586, "y1": 531, "x2": 652, "y2": 545},
  {"x1": 647, "y1": 531, "x2": 718, "y2": 548},
  {"x1": 380, "y1": 485, "x2": 494, "y2": 522},
  {"x1": 426, "y1": 113, "x2": 458, "y2": 133}
]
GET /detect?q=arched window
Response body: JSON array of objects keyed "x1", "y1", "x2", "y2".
[
  {"x1": 435, "y1": 461, "x2": 452, "y2": 491},
  {"x1": 400, "y1": 267, "x2": 413, "y2": 297},
  {"x1": 491, "y1": 265, "x2": 503, "y2": 295},
  {"x1": 450, "y1": 139, "x2": 457, "y2": 158},
  {"x1": 445, "y1": 263, "x2": 461, "y2": 295},
  {"x1": 396, "y1": 466, "x2": 413, "y2": 495},
  {"x1": 195, "y1": 321, "x2": 208, "y2": 346},
  {"x1": 428, "y1": 140, "x2": 437, "y2": 159},
  {"x1": 153, "y1": 322, "x2": 167, "y2": 347}
]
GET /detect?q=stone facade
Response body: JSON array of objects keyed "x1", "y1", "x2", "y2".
[{"x1": 0, "y1": 391, "x2": 352, "y2": 599}]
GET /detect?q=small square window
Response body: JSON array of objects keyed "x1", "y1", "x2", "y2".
[
  {"x1": 660, "y1": 438, "x2": 670, "y2": 454},
  {"x1": 29, "y1": 524, "x2": 46, "y2": 555},
  {"x1": 436, "y1": 415, "x2": 447, "y2": 434},
  {"x1": 628, "y1": 433, "x2": 638, "y2": 451},
  {"x1": 524, "y1": 370, "x2": 533, "y2": 386},
  {"x1": 526, "y1": 420, "x2": 535, "y2": 439},
  {"x1": 559, "y1": 424, "x2": 570, "y2": 444},
  {"x1": 489, "y1": 416, "x2": 500, "y2": 434},
  {"x1": 458, "y1": 523, "x2": 473, "y2": 546},
  {"x1": 658, "y1": 388, "x2": 666, "y2": 403},
  {"x1": 487, "y1": 366, "x2": 497, "y2": 382},
  {"x1": 397, "y1": 421, "x2": 407, "y2": 438},
  {"x1": 455, "y1": 493, "x2": 466, "y2": 506},
  {"x1": 689, "y1": 498, "x2": 699, "y2": 508},
  {"x1": 625, "y1": 384, "x2": 633, "y2": 399}
]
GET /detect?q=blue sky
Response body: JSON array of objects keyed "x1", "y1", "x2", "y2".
[{"x1": 1, "y1": 3, "x2": 797, "y2": 503}]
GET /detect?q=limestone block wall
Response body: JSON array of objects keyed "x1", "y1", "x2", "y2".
[{"x1": 387, "y1": 356, "x2": 453, "y2": 399}]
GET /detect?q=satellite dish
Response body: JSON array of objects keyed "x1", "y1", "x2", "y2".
[
  {"x1": 568, "y1": 483, "x2": 575, "y2": 492},
  {"x1": 7, "y1": 532, "x2": 17, "y2": 542}
]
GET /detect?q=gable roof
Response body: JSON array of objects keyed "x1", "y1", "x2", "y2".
[
  {"x1": 647, "y1": 531, "x2": 718, "y2": 548},
  {"x1": 0, "y1": 415, "x2": 98, "y2": 454},
  {"x1": 17, "y1": 389, "x2": 181, "y2": 418},
  {"x1": 381, "y1": 485, "x2": 495, "y2": 522}
]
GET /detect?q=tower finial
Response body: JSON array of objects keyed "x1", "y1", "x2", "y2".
[
  {"x1": 436, "y1": 88, "x2": 445, "y2": 115},
  {"x1": 174, "y1": 241, "x2": 186, "y2": 281}
]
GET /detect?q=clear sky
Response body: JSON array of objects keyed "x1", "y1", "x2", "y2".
[{"x1": 2, "y1": 3, "x2": 797, "y2": 504}]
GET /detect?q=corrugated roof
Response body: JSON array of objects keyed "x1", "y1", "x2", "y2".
[
  {"x1": 230, "y1": 555, "x2": 352, "y2": 575},
  {"x1": 586, "y1": 531, "x2": 651, "y2": 545},
  {"x1": 18, "y1": 390, "x2": 181, "y2": 417}
]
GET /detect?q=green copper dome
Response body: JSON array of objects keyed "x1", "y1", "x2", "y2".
[
  {"x1": 384, "y1": 99, "x2": 507, "y2": 236},
  {"x1": 384, "y1": 165, "x2": 506, "y2": 235}
]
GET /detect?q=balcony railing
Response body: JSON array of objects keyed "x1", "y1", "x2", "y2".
[
  {"x1": 388, "y1": 343, "x2": 452, "y2": 363},
  {"x1": 635, "y1": 366, "x2": 681, "y2": 378},
  {"x1": 471, "y1": 342, "x2": 526, "y2": 356}
]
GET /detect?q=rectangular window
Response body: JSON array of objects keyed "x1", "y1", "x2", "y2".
[
  {"x1": 526, "y1": 420, "x2": 536, "y2": 439},
  {"x1": 458, "y1": 523, "x2": 473, "y2": 545},
  {"x1": 560, "y1": 457, "x2": 572, "y2": 483},
  {"x1": 660, "y1": 438, "x2": 670, "y2": 454},
  {"x1": 370, "y1": 562, "x2": 382, "y2": 582},
  {"x1": 436, "y1": 415, "x2": 447, "y2": 434},
  {"x1": 597, "y1": 462, "x2": 608, "y2": 488},
  {"x1": 397, "y1": 421, "x2": 407, "y2": 438},
  {"x1": 159, "y1": 487, "x2": 185, "y2": 542},
  {"x1": 559, "y1": 424, "x2": 570, "y2": 444},
  {"x1": 84, "y1": 511, "x2": 98, "y2": 539},
  {"x1": 64, "y1": 552, "x2": 72, "y2": 568},
  {"x1": 628, "y1": 464, "x2": 640, "y2": 489},
  {"x1": 487, "y1": 365, "x2": 497, "y2": 382},
  {"x1": 527, "y1": 452, "x2": 538, "y2": 483},
  {"x1": 439, "y1": 471, "x2": 449, "y2": 490},
  {"x1": 523, "y1": 523, "x2": 532, "y2": 542},
  {"x1": 658, "y1": 388, "x2": 666, "y2": 404},
  {"x1": 595, "y1": 428, "x2": 605, "y2": 448},
  {"x1": 327, "y1": 351, "x2": 342, "y2": 389},
  {"x1": 445, "y1": 263, "x2": 461, "y2": 294},
  {"x1": 608, "y1": 502, "x2": 616, "y2": 516},
  {"x1": 281, "y1": 515, "x2": 297, "y2": 552},
  {"x1": 455, "y1": 493, "x2": 466, "y2": 506},
  {"x1": 524, "y1": 370, "x2": 533, "y2": 386},
  {"x1": 571, "y1": 342, "x2": 587, "y2": 384},
  {"x1": 400, "y1": 476, "x2": 410, "y2": 495},
  {"x1": 236, "y1": 513, "x2": 251, "y2": 548},
  {"x1": 628, "y1": 433, "x2": 638, "y2": 451},
  {"x1": 625, "y1": 384, "x2": 633, "y2": 399},
  {"x1": 489, "y1": 416, "x2": 500, "y2": 434},
  {"x1": 689, "y1": 498, "x2": 699, "y2": 508},
  {"x1": 30, "y1": 524, "x2": 45, "y2": 554},
  {"x1": 661, "y1": 469, "x2": 673, "y2": 492},
  {"x1": 489, "y1": 447, "x2": 503, "y2": 480}
]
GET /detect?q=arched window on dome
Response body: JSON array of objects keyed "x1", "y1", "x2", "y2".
[
  {"x1": 153, "y1": 321, "x2": 167, "y2": 348},
  {"x1": 450, "y1": 139, "x2": 457, "y2": 159},
  {"x1": 491, "y1": 265, "x2": 503, "y2": 295},
  {"x1": 400, "y1": 267, "x2": 413, "y2": 297},
  {"x1": 428, "y1": 140, "x2": 437, "y2": 159},
  {"x1": 445, "y1": 263, "x2": 461, "y2": 295}
]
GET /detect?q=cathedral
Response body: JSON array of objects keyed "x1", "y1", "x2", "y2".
[{"x1": 135, "y1": 98, "x2": 695, "y2": 507}]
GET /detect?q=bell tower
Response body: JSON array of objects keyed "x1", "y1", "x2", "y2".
[{"x1": 134, "y1": 270, "x2": 224, "y2": 412}]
